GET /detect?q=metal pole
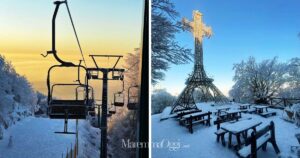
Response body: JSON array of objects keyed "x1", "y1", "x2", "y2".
[
  {"x1": 98, "y1": 104, "x2": 101, "y2": 128},
  {"x1": 100, "y1": 70, "x2": 108, "y2": 158}
]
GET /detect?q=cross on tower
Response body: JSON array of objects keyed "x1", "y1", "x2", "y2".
[
  {"x1": 182, "y1": 10, "x2": 212, "y2": 42},
  {"x1": 170, "y1": 10, "x2": 228, "y2": 114},
  {"x1": 182, "y1": 10, "x2": 212, "y2": 69}
]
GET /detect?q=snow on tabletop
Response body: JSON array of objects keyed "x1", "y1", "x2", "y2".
[
  {"x1": 253, "y1": 105, "x2": 268, "y2": 108},
  {"x1": 182, "y1": 111, "x2": 208, "y2": 119},
  {"x1": 221, "y1": 119, "x2": 261, "y2": 133},
  {"x1": 225, "y1": 109, "x2": 241, "y2": 114}
]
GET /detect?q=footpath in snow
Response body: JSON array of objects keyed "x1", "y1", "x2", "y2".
[
  {"x1": 152, "y1": 103, "x2": 300, "y2": 158},
  {"x1": 0, "y1": 117, "x2": 77, "y2": 158}
]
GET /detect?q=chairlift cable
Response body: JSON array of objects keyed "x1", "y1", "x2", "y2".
[{"x1": 65, "y1": 0, "x2": 87, "y2": 67}]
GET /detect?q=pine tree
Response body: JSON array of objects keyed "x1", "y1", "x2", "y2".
[{"x1": 151, "y1": 0, "x2": 192, "y2": 84}]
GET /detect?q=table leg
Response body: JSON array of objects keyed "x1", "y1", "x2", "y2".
[
  {"x1": 242, "y1": 130, "x2": 247, "y2": 140},
  {"x1": 236, "y1": 133, "x2": 241, "y2": 149},
  {"x1": 228, "y1": 133, "x2": 232, "y2": 148},
  {"x1": 253, "y1": 127, "x2": 256, "y2": 133}
]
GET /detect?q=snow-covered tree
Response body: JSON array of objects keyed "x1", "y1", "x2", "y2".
[
  {"x1": 152, "y1": 89, "x2": 176, "y2": 114},
  {"x1": 0, "y1": 55, "x2": 36, "y2": 129},
  {"x1": 107, "y1": 48, "x2": 140, "y2": 157},
  {"x1": 280, "y1": 58, "x2": 300, "y2": 98},
  {"x1": 151, "y1": 0, "x2": 192, "y2": 84},
  {"x1": 229, "y1": 57, "x2": 287, "y2": 103}
]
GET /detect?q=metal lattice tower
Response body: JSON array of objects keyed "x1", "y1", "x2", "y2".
[{"x1": 171, "y1": 10, "x2": 228, "y2": 113}]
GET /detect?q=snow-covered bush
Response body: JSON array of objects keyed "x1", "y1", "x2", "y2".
[
  {"x1": 107, "y1": 109, "x2": 137, "y2": 158},
  {"x1": 152, "y1": 89, "x2": 176, "y2": 114},
  {"x1": 78, "y1": 121, "x2": 100, "y2": 158},
  {"x1": 291, "y1": 104, "x2": 300, "y2": 126},
  {"x1": 34, "y1": 92, "x2": 48, "y2": 115}
]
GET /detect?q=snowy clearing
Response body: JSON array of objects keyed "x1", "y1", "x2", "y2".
[
  {"x1": 152, "y1": 103, "x2": 300, "y2": 158},
  {"x1": 0, "y1": 117, "x2": 77, "y2": 158}
]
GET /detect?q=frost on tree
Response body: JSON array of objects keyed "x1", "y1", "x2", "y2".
[
  {"x1": 229, "y1": 57, "x2": 287, "y2": 103},
  {"x1": 280, "y1": 58, "x2": 300, "y2": 99},
  {"x1": 107, "y1": 48, "x2": 140, "y2": 158},
  {"x1": 151, "y1": 0, "x2": 192, "y2": 84},
  {"x1": 0, "y1": 55, "x2": 36, "y2": 131}
]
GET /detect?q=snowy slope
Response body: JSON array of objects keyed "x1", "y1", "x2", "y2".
[
  {"x1": 0, "y1": 117, "x2": 77, "y2": 158},
  {"x1": 152, "y1": 103, "x2": 300, "y2": 158}
]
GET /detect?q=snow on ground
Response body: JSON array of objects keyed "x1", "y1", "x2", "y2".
[
  {"x1": 152, "y1": 102, "x2": 300, "y2": 158},
  {"x1": 0, "y1": 117, "x2": 77, "y2": 158},
  {"x1": 78, "y1": 119, "x2": 100, "y2": 158}
]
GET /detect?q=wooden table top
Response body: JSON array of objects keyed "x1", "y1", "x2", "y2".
[
  {"x1": 182, "y1": 111, "x2": 209, "y2": 119},
  {"x1": 221, "y1": 119, "x2": 262, "y2": 134},
  {"x1": 253, "y1": 105, "x2": 268, "y2": 109}
]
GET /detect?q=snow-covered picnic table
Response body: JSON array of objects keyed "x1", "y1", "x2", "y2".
[
  {"x1": 238, "y1": 104, "x2": 251, "y2": 110},
  {"x1": 176, "y1": 109, "x2": 201, "y2": 118},
  {"x1": 215, "y1": 106, "x2": 231, "y2": 115},
  {"x1": 221, "y1": 119, "x2": 262, "y2": 149},
  {"x1": 225, "y1": 110, "x2": 242, "y2": 121},
  {"x1": 253, "y1": 105, "x2": 269, "y2": 114}
]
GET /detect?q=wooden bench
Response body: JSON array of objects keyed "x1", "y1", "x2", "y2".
[
  {"x1": 184, "y1": 111, "x2": 212, "y2": 134},
  {"x1": 260, "y1": 112, "x2": 276, "y2": 118},
  {"x1": 214, "y1": 117, "x2": 227, "y2": 146},
  {"x1": 237, "y1": 121, "x2": 280, "y2": 158}
]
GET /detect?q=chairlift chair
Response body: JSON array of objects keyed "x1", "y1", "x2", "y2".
[
  {"x1": 48, "y1": 84, "x2": 89, "y2": 119},
  {"x1": 114, "y1": 79, "x2": 125, "y2": 106},
  {"x1": 112, "y1": 71, "x2": 124, "y2": 80},
  {"x1": 109, "y1": 103, "x2": 116, "y2": 114},
  {"x1": 114, "y1": 92, "x2": 125, "y2": 107},
  {"x1": 76, "y1": 85, "x2": 95, "y2": 114},
  {"x1": 90, "y1": 71, "x2": 99, "y2": 79},
  {"x1": 127, "y1": 85, "x2": 139, "y2": 110}
]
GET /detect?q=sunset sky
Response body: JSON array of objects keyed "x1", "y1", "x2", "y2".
[
  {"x1": 156, "y1": 0, "x2": 300, "y2": 96},
  {"x1": 0, "y1": 0, "x2": 144, "y2": 100}
]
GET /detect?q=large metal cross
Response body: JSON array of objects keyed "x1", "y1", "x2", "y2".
[{"x1": 182, "y1": 10, "x2": 212, "y2": 42}]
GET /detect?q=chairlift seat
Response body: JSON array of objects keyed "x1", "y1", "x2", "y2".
[
  {"x1": 114, "y1": 93, "x2": 124, "y2": 107},
  {"x1": 109, "y1": 110, "x2": 116, "y2": 114},
  {"x1": 49, "y1": 99, "x2": 87, "y2": 119},
  {"x1": 114, "y1": 102, "x2": 124, "y2": 107},
  {"x1": 90, "y1": 71, "x2": 99, "y2": 79},
  {"x1": 128, "y1": 103, "x2": 138, "y2": 110}
]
